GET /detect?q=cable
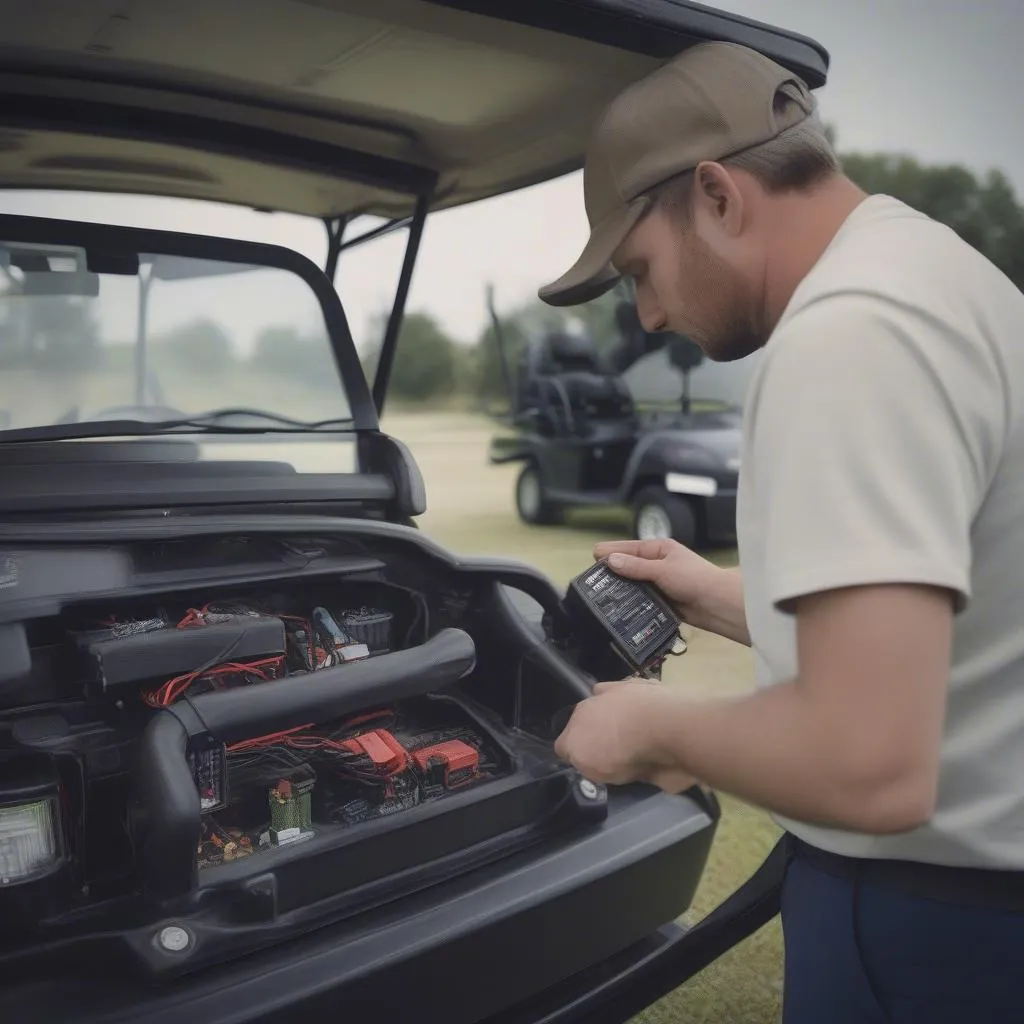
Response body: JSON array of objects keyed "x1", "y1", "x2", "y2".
[{"x1": 144, "y1": 655, "x2": 286, "y2": 707}]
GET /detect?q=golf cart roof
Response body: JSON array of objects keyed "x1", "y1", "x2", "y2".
[{"x1": 0, "y1": 0, "x2": 829, "y2": 221}]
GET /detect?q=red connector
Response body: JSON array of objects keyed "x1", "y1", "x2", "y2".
[{"x1": 412, "y1": 740, "x2": 480, "y2": 787}]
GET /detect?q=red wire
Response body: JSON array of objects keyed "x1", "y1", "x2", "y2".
[
  {"x1": 143, "y1": 655, "x2": 286, "y2": 707},
  {"x1": 227, "y1": 722, "x2": 315, "y2": 752},
  {"x1": 225, "y1": 720, "x2": 409, "y2": 778}
]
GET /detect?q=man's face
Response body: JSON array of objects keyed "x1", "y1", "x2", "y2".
[{"x1": 612, "y1": 204, "x2": 764, "y2": 363}]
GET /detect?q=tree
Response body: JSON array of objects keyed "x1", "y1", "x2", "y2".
[
  {"x1": 836, "y1": 135, "x2": 1024, "y2": 291},
  {"x1": 250, "y1": 326, "x2": 329, "y2": 386},
  {"x1": 364, "y1": 310, "x2": 460, "y2": 404},
  {"x1": 155, "y1": 319, "x2": 235, "y2": 373}
]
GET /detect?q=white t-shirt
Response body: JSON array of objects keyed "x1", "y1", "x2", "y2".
[{"x1": 737, "y1": 194, "x2": 1024, "y2": 869}]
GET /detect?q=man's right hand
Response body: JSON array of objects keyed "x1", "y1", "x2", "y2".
[{"x1": 593, "y1": 538, "x2": 751, "y2": 646}]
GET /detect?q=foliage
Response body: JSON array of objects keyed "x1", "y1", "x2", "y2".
[
  {"x1": 840, "y1": 149, "x2": 1024, "y2": 290},
  {"x1": 474, "y1": 313, "x2": 529, "y2": 402},
  {"x1": 251, "y1": 325, "x2": 331, "y2": 386},
  {"x1": 363, "y1": 310, "x2": 461, "y2": 404},
  {"x1": 153, "y1": 318, "x2": 235, "y2": 373}
]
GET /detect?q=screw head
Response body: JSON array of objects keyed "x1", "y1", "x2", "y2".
[
  {"x1": 579, "y1": 778, "x2": 600, "y2": 800},
  {"x1": 158, "y1": 925, "x2": 191, "y2": 952}
]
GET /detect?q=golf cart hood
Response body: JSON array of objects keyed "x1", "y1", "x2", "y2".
[
  {"x1": 0, "y1": 0, "x2": 828, "y2": 220},
  {"x1": 670, "y1": 424, "x2": 742, "y2": 465}
]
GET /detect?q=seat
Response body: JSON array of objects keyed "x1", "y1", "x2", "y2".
[{"x1": 517, "y1": 331, "x2": 636, "y2": 435}]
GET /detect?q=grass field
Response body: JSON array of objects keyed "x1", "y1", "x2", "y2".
[{"x1": 381, "y1": 409, "x2": 784, "y2": 1024}]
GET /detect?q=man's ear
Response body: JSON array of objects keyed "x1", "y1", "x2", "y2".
[{"x1": 692, "y1": 161, "x2": 745, "y2": 239}]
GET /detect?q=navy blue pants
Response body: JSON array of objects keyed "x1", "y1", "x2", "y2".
[{"x1": 780, "y1": 854, "x2": 1024, "y2": 1023}]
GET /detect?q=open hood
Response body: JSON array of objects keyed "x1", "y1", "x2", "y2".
[{"x1": 0, "y1": 0, "x2": 828, "y2": 221}]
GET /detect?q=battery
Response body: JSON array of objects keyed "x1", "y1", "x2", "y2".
[{"x1": 564, "y1": 560, "x2": 683, "y2": 676}]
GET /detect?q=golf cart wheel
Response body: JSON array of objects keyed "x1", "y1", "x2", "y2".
[
  {"x1": 632, "y1": 486, "x2": 697, "y2": 547},
  {"x1": 515, "y1": 463, "x2": 561, "y2": 525}
]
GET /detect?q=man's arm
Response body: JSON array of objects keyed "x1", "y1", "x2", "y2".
[
  {"x1": 697, "y1": 564, "x2": 749, "y2": 647},
  {"x1": 559, "y1": 293, "x2": 1003, "y2": 831},
  {"x1": 645, "y1": 581, "x2": 952, "y2": 831}
]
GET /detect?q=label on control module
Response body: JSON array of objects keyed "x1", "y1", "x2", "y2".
[
  {"x1": 566, "y1": 561, "x2": 681, "y2": 673},
  {"x1": 188, "y1": 734, "x2": 228, "y2": 812}
]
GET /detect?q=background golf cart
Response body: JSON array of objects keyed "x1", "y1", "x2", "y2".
[{"x1": 486, "y1": 286, "x2": 743, "y2": 548}]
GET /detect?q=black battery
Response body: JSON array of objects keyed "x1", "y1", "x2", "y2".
[{"x1": 564, "y1": 560, "x2": 683, "y2": 676}]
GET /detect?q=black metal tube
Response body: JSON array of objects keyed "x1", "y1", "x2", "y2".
[
  {"x1": 372, "y1": 193, "x2": 431, "y2": 416},
  {"x1": 323, "y1": 216, "x2": 347, "y2": 284},
  {"x1": 134, "y1": 711, "x2": 197, "y2": 896},
  {"x1": 194, "y1": 627, "x2": 474, "y2": 743},
  {"x1": 339, "y1": 215, "x2": 413, "y2": 253},
  {"x1": 485, "y1": 284, "x2": 517, "y2": 415}
]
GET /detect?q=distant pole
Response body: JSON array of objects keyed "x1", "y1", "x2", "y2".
[
  {"x1": 134, "y1": 265, "x2": 153, "y2": 407},
  {"x1": 485, "y1": 283, "x2": 516, "y2": 415}
]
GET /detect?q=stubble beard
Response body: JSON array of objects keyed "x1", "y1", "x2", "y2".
[{"x1": 674, "y1": 236, "x2": 766, "y2": 363}]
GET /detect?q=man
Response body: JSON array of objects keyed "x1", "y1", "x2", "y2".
[{"x1": 540, "y1": 41, "x2": 1024, "y2": 1023}]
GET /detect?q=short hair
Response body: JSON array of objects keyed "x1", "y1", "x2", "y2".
[{"x1": 647, "y1": 111, "x2": 840, "y2": 223}]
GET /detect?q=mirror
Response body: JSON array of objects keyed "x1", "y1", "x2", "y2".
[
  {"x1": 1, "y1": 243, "x2": 101, "y2": 297},
  {"x1": 19, "y1": 270, "x2": 100, "y2": 297}
]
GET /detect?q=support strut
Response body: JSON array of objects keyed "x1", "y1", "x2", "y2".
[{"x1": 372, "y1": 193, "x2": 431, "y2": 416}]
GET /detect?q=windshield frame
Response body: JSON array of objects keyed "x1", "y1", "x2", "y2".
[{"x1": 0, "y1": 212, "x2": 380, "y2": 440}]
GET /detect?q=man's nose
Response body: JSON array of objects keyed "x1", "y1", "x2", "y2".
[{"x1": 634, "y1": 293, "x2": 667, "y2": 334}]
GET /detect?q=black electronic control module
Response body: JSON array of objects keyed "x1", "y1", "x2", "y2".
[{"x1": 564, "y1": 560, "x2": 684, "y2": 676}]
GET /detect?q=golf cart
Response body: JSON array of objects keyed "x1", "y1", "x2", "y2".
[
  {"x1": 0, "y1": 4, "x2": 826, "y2": 1023},
  {"x1": 488, "y1": 295, "x2": 742, "y2": 547}
]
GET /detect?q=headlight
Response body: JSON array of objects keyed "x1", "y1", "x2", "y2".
[
  {"x1": 0, "y1": 759, "x2": 64, "y2": 886},
  {"x1": 0, "y1": 799, "x2": 60, "y2": 883}
]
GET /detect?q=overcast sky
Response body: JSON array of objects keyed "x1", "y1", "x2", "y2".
[{"x1": 2, "y1": 0, "x2": 1021, "y2": 353}]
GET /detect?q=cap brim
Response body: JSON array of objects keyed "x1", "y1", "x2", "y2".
[{"x1": 538, "y1": 197, "x2": 649, "y2": 307}]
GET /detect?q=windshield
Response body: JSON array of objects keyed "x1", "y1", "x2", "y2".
[{"x1": 0, "y1": 242, "x2": 352, "y2": 437}]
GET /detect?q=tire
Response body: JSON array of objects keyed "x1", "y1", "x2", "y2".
[
  {"x1": 632, "y1": 486, "x2": 698, "y2": 547},
  {"x1": 515, "y1": 463, "x2": 562, "y2": 525}
]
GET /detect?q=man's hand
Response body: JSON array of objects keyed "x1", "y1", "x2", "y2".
[
  {"x1": 556, "y1": 583, "x2": 952, "y2": 834},
  {"x1": 593, "y1": 538, "x2": 750, "y2": 646},
  {"x1": 554, "y1": 680, "x2": 698, "y2": 794}
]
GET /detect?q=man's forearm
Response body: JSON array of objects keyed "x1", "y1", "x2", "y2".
[
  {"x1": 693, "y1": 567, "x2": 750, "y2": 646},
  {"x1": 648, "y1": 682, "x2": 933, "y2": 833}
]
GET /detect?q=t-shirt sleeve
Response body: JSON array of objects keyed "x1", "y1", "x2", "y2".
[{"x1": 746, "y1": 292, "x2": 1005, "y2": 614}]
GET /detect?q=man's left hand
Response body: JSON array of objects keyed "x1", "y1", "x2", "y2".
[{"x1": 553, "y1": 679, "x2": 698, "y2": 793}]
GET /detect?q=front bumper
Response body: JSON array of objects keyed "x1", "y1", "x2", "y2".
[{"x1": 0, "y1": 786, "x2": 718, "y2": 1024}]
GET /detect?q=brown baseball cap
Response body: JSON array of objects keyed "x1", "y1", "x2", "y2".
[{"x1": 538, "y1": 42, "x2": 816, "y2": 307}]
